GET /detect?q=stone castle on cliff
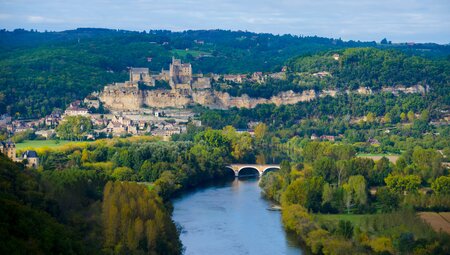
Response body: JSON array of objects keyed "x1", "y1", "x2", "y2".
[
  {"x1": 100, "y1": 57, "x2": 217, "y2": 110},
  {"x1": 99, "y1": 57, "x2": 427, "y2": 111}
]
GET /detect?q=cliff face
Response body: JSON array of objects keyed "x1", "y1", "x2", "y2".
[
  {"x1": 208, "y1": 90, "x2": 318, "y2": 108},
  {"x1": 99, "y1": 89, "x2": 319, "y2": 110},
  {"x1": 143, "y1": 90, "x2": 191, "y2": 108},
  {"x1": 99, "y1": 88, "x2": 143, "y2": 110},
  {"x1": 99, "y1": 85, "x2": 426, "y2": 111}
]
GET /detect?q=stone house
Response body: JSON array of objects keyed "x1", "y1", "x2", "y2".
[
  {"x1": 64, "y1": 106, "x2": 89, "y2": 116},
  {"x1": 320, "y1": 135, "x2": 335, "y2": 142},
  {"x1": 22, "y1": 150, "x2": 39, "y2": 168}
]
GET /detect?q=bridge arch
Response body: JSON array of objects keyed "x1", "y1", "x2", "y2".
[
  {"x1": 237, "y1": 167, "x2": 260, "y2": 177},
  {"x1": 262, "y1": 166, "x2": 280, "y2": 175},
  {"x1": 224, "y1": 166, "x2": 237, "y2": 177}
]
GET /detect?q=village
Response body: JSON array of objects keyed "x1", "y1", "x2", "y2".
[
  {"x1": 1, "y1": 57, "x2": 292, "y2": 142},
  {"x1": 1, "y1": 55, "x2": 445, "y2": 169}
]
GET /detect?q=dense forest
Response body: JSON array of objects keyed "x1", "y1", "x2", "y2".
[
  {"x1": 0, "y1": 137, "x2": 190, "y2": 254},
  {"x1": 259, "y1": 141, "x2": 450, "y2": 255},
  {"x1": 0, "y1": 29, "x2": 449, "y2": 118},
  {"x1": 216, "y1": 48, "x2": 449, "y2": 101}
]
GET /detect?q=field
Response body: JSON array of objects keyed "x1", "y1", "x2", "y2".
[
  {"x1": 314, "y1": 214, "x2": 370, "y2": 226},
  {"x1": 419, "y1": 212, "x2": 450, "y2": 234},
  {"x1": 357, "y1": 153, "x2": 400, "y2": 163},
  {"x1": 15, "y1": 140, "x2": 88, "y2": 151},
  {"x1": 170, "y1": 49, "x2": 211, "y2": 58}
]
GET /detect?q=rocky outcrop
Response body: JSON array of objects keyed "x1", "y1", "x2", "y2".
[
  {"x1": 99, "y1": 87, "x2": 143, "y2": 111},
  {"x1": 143, "y1": 90, "x2": 191, "y2": 108},
  {"x1": 99, "y1": 85, "x2": 427, "y2": 111}
]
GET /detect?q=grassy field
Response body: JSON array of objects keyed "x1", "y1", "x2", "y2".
[
  {"x1": 170, "y1": 49, "x2": 211, "y2": 58},
  {"x1": 357, "y1": 153, "x2": 400, "y2": 163},
  {"x1": 314, "y1": 214, "x2": 371, "y2": 225},
  {"x1": 15, "y1": 140, "x2": 89, "y2": 151}
]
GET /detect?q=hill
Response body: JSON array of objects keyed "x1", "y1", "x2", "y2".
[{"x1": 0, "y1": 28, "x2": 449, "y2": 118}]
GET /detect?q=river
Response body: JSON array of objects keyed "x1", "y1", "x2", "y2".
[{"x1": 172, "y1": 177, "x2": 305, "y2": 255}]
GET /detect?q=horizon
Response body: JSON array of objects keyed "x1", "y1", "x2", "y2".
[
  {"x1": 0, "y1": 0, "x2": 449, "y2": 44},
  {"x1": 2, "y1": 26, "x2": 450, "y2": 45}
]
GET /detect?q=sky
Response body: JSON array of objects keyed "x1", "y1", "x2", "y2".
[{"x1": 0, "y1": 0, "x2": 449, "y2": 43}]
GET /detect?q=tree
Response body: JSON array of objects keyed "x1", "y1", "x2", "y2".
[
  {"x1": 412, "y1": 146, "x2": 443, "y2": 182},
  {"x1": 366, "y1": 112, "x2": 376, "y2": 123},
  {"x1": 112, "y1": 167, "x2": 134, "y2": 181},
  {"x1": 348, "y1": 175, "x2": 367, "y2": 205},
  {"x1": 256, "y1": 153, "x2": 266, "y2": 164},
  {"x1": 420, "y1": 109, "x2": 430, "y2": 122},
  {"x1": 395, "y1": 157, "x2": 408, "y2": 173},
  {"x1": 254, "y1": 123, "x2": 268, "y2": 142},
  {"x1": 154, "y1": 171, "x2": 181, "y2": 200},
  {"x1": 337, "y1": 220, "x2": 353, "y2": 239},
  {"x1": 368, "y1": 157, "x2": 392, "y2": 186},
  {"x1": 343, "y1": 175, "x2": 367, "y2": 213},
  {"x1": 335, "y1": 160, "x2": 350, "y2": 186},
  {"x1": 231, "y1": 133, "x2": 253, "y2": 162},
  {"x1": 102, "y1": 181, "x2": 181, "y2": 254},
  {"x1": 431, "y1": 176, "x2": 450, "y2": 195},
  {"x1": 407, "y1": 110, "x2": 415, "y2": 122},
  {"x1": 306, "y1": 229, "x2": 329, "y2": 254},
  {"x1": 313, "y1": 157, "x2": 336, "y2": 183},
  {"x1": 394, "y1": 232, "x2": 415, "y2": 254},
  {"x1": 385, "y1": 174, "x2": 421, "y2": 194},
  {"x1": 369, "y1": 237, "x2": 394, "y2": 254},
  {"x1": 376, "y1": 187, "x2": 400, "y2": 212},
  {"x1": 55, "y1": 115, "x2": 93, "y2": 140},
  {"x1": 349, "y1": 157, "x2": 374, "y2": 179},
  {"x1": 282, "y1": 177, "x2": 324, "y2": 212},
  {"x1": 303, "y1": 141, "x2": 326, "y2": 163},
  {"x1": 384, "y1": 112, "x2": 392, "y2": 123},
  {"x1": 400, "y1": 112, "x2": 407, "y2": 122},
  {"x1": 260, "y1": 172, "x2": 284, "y2": 201}
]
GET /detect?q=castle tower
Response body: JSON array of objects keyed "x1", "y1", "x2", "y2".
[
  {"x1": 0, "y1": 141, "x2": 16, "y2": 161},
  {"x1": 130, "y1": 68, "x2": 153, "y2": 86},
  {"x1": 169, "y1": 57, "x2": 192, "y2": 89}
]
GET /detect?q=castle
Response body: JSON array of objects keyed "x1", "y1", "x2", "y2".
[
  {"x1": 0, "y1": 140, "x2": 39, "y2": 168},
  {"x1": 98, "y1": 57, "x2": 427, "y2": 111},
  {"x1": 0, "y1": 141, "x2": 16, "y2": 161},
  {"x1": 99, "y1": 57, "x2": 214, "y2": 110},
  {"x1": 98, "y1": 57, "x2": 320, "y2": 110}
]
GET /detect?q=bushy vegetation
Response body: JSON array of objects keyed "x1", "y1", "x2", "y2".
[{"x1": 259, "y1": 141, "x2": 450, "y2": 255}]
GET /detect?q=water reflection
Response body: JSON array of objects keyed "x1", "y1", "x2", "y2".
[{"x1": 172, "y1": 177, "x2": 305, "y2": 255}]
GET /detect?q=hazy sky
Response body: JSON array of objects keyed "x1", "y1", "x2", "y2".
[{"x1": 0, "y1": 0, "x2": 449, "y2": 43}]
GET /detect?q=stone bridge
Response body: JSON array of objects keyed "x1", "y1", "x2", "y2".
[{"x1": 225, "y1": 164, "x2": 280, "y2": 177}]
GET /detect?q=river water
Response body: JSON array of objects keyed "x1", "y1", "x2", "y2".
[{"x1": 172, "y1": 178, "x2": 305, "y2": 255}]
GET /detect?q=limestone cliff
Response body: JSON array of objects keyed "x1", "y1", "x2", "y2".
[
  {"x1": 99, "y1": 87, "x2": 143, "y2": 110},
  {"x1": 99, "y1": 85, "x2": 426, "y2": 111}
]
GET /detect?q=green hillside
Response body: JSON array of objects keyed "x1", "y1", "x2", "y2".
[{"x1": 0, "y1": 29, "x2": 449, "y2": 118}]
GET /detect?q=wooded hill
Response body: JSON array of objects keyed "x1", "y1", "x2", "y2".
[{"x1": 0, "y1": 28, "x2": 449, "y2": 118}]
